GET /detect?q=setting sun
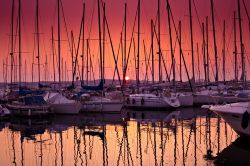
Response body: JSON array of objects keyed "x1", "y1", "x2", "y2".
[{"x1": 125, "y1": 76, "x2": 130, "y2": 81}]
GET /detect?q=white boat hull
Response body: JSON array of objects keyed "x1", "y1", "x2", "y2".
[
  {"x1": 45, "y1": 93, "x2": 81, "y2": 114},
  {"x1": 124, "y1": 94, "x2": 180, "y2": 110},
  {"x1": 210, "y1": 102, "x2": 250, "y2": 137}
]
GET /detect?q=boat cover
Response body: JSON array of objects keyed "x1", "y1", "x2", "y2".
[
  {"x1": 24, "y1": 96, "x2": 47, "y2": 105},
  {"x1": 81, "y1": 80, "x2": 104, "y2": 91}
]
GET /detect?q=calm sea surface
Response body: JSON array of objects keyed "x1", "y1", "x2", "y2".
[{"x1": 0, "y1": 108, "x2": 249, "y2": 166}]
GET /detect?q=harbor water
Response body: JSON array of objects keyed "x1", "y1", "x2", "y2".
[{"x1": 0, "y1": 108, "x2": 248, "y2": 166}]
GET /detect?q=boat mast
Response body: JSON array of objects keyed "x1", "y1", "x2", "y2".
[
  {"x1": 58, "y1": 0, "x2": 61, "y2": 87},
  {"x1": 211, "y1": 0, "x2": 218, "y2": 82},
  {"x1": 97, "y1": 0, "x2": 103, "y2": 81},
  {"x1": 189, "y1": 0, "x2": 195, "y2": 81},
  {"x1": 197, "y1": 43, "x2": 201, "y2": 82},
  {"x1": 202, "y1": 22, "x2": 207, "y2": 84},
  {"x1": 151, "y1": 19, "x2": 155, "y2": 83},
  {"x1": 234, "y1": 11, "x2": 238, "y2": 81},
  {"x1": 123, "y1": 2, "x2": 127, "y2": 85},
  {"x1": 158, "y1": 0, "x2": 162, "y2": 83},
  {"x1": 206, "y1": 16, "x2": 210, "y2": 82},
  {"x1": 167, "y1": 0, "x2": 175, "y2": 87},
  {"x1": 25, "y1": 59, "x2": 26, "y2": 83},
  {"x1": 51, "y1": 27, "x2": 56, "y2": 83},
  {"x1": 179, "y1": 21, "x2": 182, "y2": 82},
  {"x1": 137, "y1": 0, "x2": 140, "y2": 87},
  {"x1": 81, "y1": 3, "x2": 85, "y2": 84},
  {"x1": 223, "y1": 20, "x2": 226, "y2": 83},
  {"x1": 103, "y1": 3, "x2": 106, "y2": 83},
  {"x1": 65, "y1": 60, "x2": 67, "y2": 82},
  {"x1": 238, "y1": 0, "x2": 245, "y2": 82},
  {"x1": 36, "y1": 0, "x2": 41, "y2": 85},
  {"x1": 10, "y1": 0, "x2": 15, "y2": 86},
  {"x1": 86, "y1": 39, "x2": 89, "y2": 85},
  {"x1": 4, "y1": 59, "x2": 7, "y2": 86},
  {"x1": 18, "y1": 0, "x2": 21, "y2": 87},
  {"x1": 2, "y1": 60, "x2": 4, "y2": 85},
  {"x1": 61, "y1": 57, "x2": 63, "y2": 82},
  {"x1": 71, "y1": 31, "x2": 74, "y2": 86},
  {"x1": 45, "y1": 55, "x2": 48, "y2": 82}
]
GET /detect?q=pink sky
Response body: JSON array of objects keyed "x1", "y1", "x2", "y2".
[{"x1": 0, "y1": 0, "x2": 249, "y2": 82}]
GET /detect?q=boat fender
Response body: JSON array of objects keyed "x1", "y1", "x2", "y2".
[
  {"x1": 132, "y1": 99, "x2": 136, "y2": 104},
  {"x1": 241, "y1": 111, "x2": 249, "y2": 129},
  {"x1": 127, "y1": 98, "x2": 130, "y2": 104},
  {"x1": 141, "y1": 98, "x2": 144, "y2": 105}
]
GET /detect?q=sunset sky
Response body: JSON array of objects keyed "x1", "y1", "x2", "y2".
[{"x1": 0, "y1": 0, "x2": 249, "y2": 83}]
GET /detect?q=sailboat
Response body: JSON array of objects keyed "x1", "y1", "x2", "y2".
[
  {"x1": 6, "y1": 95, "x2": 51, "y2": 116},
  {"x1": 43, "y1": 0, "x2": 81, "y2": 115},
  {"x1": 44, "y1": 92, "x2": 82, "y2": 114},
  {"x1": 80, "y1": 79, "x2": 123, "y2": 113},
  {"x1": 6, "y1": 0, "x2": 51, "y2": 117},
  {"x1": 80, "y1": 0, "x2": 123, "y2": 113}
]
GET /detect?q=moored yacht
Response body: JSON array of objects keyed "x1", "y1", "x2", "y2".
[
  {"x1": 44, "y1": 92, "x2": 81, "y2": 114},
  {"x1": 6, "y1": 95, "x2": 51, "y2": 116},
  {"x1": 124, "y1": 94, "x2": 180, "y2": 110}
]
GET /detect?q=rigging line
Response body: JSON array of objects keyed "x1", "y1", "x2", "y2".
[
  {"x1": 192, "y1": 0, "x2": 203, "y2": 35},
  {"x1": 144, "y1": 41, "x2": 153, "y2": 83},
  {"x1": 140, "y1": 0, "x2": 152, "y2": 45},
  {"x1": 123, "y1": 8, "x2": 138, "y2": 85},
  {"x1": 112, "y1": 15, "x2": 125, "y2": 83},
  {"x1": 243, "y1": 0, "x2": 250, "y2": 20},
  {"x1": 60, "y1": 0, "x2": 73, "y2": 56},
  {"x1": 87, "y1": 0, "x2": 96, "y2": 39},
  {"x1": 143, "y1": 40, "x2": 148, "y2": 82},
  {"x1": 168, "y1": 2, "x2": 193, "y2": 91},
  {"x1": 225, "y1": 19, "x2": 234, "y2": 71},
  {"x1": 71, "y1": 18, "x2": 83, "y2": 84},
  {"x1": 168, "y1": 32, "x2": 179, "y2": 80},
  {"x1": 100, "y1": 1, "x2": 123, "y2": 88},
  {"x1": 152, "y1": 21, "x2": 170, "y2": 82},
  {"x1": 112, "y1": 33, "x2": 122, "y2": 84}
]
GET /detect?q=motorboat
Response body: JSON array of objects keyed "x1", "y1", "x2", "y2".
[
  {"x1": 208, "y1": 102, "x2": 250, "y2": 137},
  {"x1": 6, "y1": 95, "x2": 51, "y2": 117},
  {"x1": 124, "y1": 94, "x2": 180, "y2": 110},
  {"x1": 44, "y1": 92, "x2": 81, "y2": 114}
]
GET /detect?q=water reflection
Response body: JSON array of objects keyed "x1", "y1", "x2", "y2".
[{"x1": 0, "y1": 108, "x2": 242, "y2": 165}]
